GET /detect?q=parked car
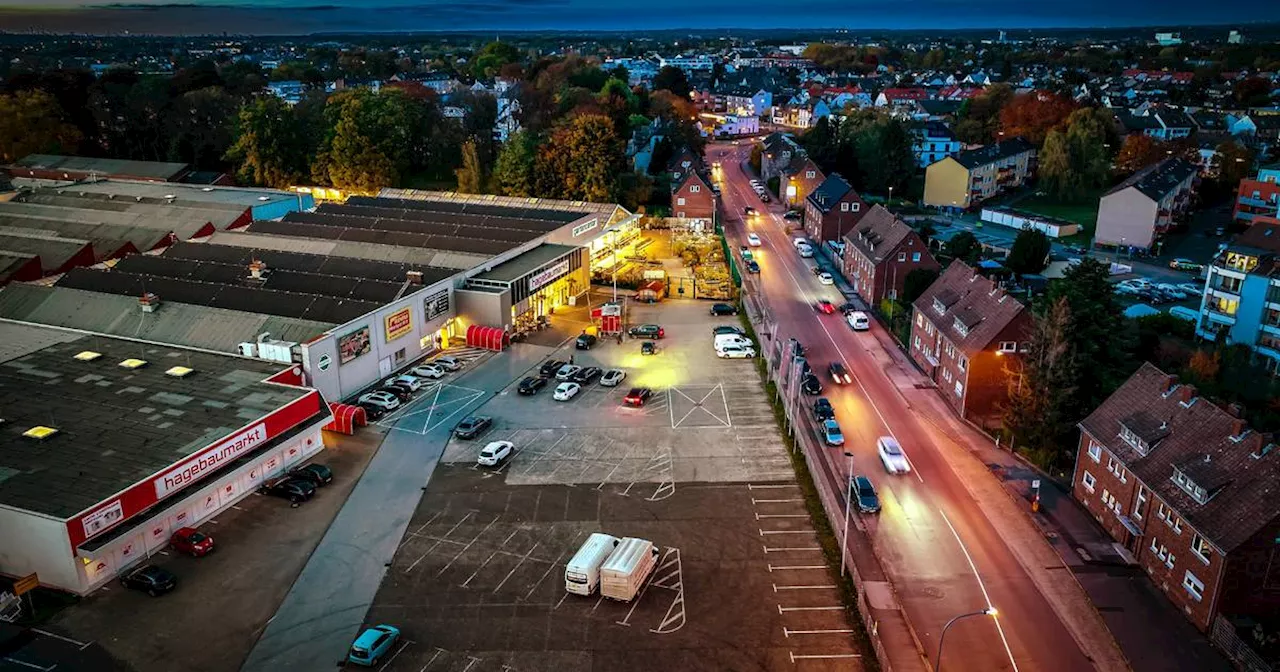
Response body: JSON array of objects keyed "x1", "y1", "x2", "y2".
[
  {"x1": 717, "y1": 344, "x2": 756, "y2": 358},
  {"x1": 409, "y1": 364, "x2": 445, "y2": 379},
  {"x1": 518, "y1": 376, "x2": 547, "y2": 395},
  {"x1": 433, "y1": 355, "x2": 462, "y2": 371},
  {"x1": 746, "y1": 260, "x2": 761, "y2": 274},
  {"x1": 823, "y1": 419, "x2": 845, "y2": 446},
  {"x1": 877, "y1": 436, "x2": 911, "y2": 474},
  {"x1": 477, "y1": 441, "x2": 514, "y2": 467},
  {"x1": 829, "y1": 362, "x2": 852, "y2": 384},
  {"x1": 357, "y1": 391, "x2": 401, "y2": 411},
  {"x1": 570, "y1": 366, "x2": 602, "y2": 384},
  {"x1": 600, "y1": 369, "x2": 626, "y2": 387},
  {"x1": 553, "y1": 382, "x2": 581, "y2": 401},
  {"x1": 1155, "y1": 283, "x2": 1189, "y2": 300},
  {"x1": 759, "y1": 192, "x2": 772, "y2": 203},
  {"x1": 170, "y1": 527, "x2": 214, "y2": 557},
  {"x1": 747, "y1": 233, "x2": 762, "y2": 247},
  {"x1": 385, "y1": 374, "x2": 423, "y2": 392},
  {"x1": 348, "y1": 625, "x2": 401, "y2": 667},
  {"x1": 802, "y1": 374, "x2": 822, "y2": 395},
  {"x1": 555, "y1": 364, "x2": 583, "y2": 381},
  {"x1": 813, "y1": 398, "x2": 835, "y2": 421},
  {"x1": 289, "y1": 463, "x2": 333, "y2": 487},
  {"x1": 797, "y1": 244, "x2": 814, "y2": 258},
  {"x1": 713, "y1": 325, "x2": 746, "y2": 336},
  {"x1": 356, "y1": 402, "x2": 387, "y2": 421},
  {"x1": 575, "y1": 333, "x2": 598, "y2": 350},
  {"x1": 783, "y1": 210, "x2": 801, "y2": 220},
  {"x1": 262, "y1": 477, "x2": 316, "y2": 504},
  {"x1": 853, "y1": 475, "x2": 881, "y2": 514},
  {"x1": 1175, "y1": 282, "x2": 1203, "y2": 295},
  {"x1": 539, "y1": 359, "x2": 567, "y2": 376},
  {"x1": 379, "y1": 384, "x2": 413, "y2": 402},
  {"x1": 453, "y1": 415, "x2": 493, "y2": 440},
  {"x1": 846, "y1": 311, "x2": 871, "y2": 331},
  {"x1": 641, "y1": 341, "x2": 657, "y2": 356},
  {"x1": 121, "y1": 565, "x2": 177, "y2": 597},
  {"x1": 710, "y1": 303, "x2": 738, "y2": 316},
  {"x1": 817, "y1": 272, "x2": 835, "y2": 285},
  {"x1": 624, "y1": 387, "x2": 653, "y2": 406},
  {"x1": 628, "y1": 324, "x2": 665, "y2": 339},
  {"x1": 1169, "y1": 258, "x2": 1203, "y2": 272},
  {"x1": 792, "y1": 236, "x2": 810, "y2": 249},
  {"x1": 815, "y1": 300, "x2": 836, "y2": 314}
]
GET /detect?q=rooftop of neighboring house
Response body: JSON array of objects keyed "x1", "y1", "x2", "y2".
[
  {"x1": 671, "y1": 169, "x2": 712, "y2": 195},
  {"x1": 880, "y1": 87, "x2": 928, "y2": 100},
  {"x1": 1104, "y1": 157, "x2": 1197, "y2": 202},
  {"x1": 913, "y1": 120, "x2": 957, "y2": 142},
  {"x1": 1079, "y1": 362, "x2": 1280, "y2": 553},
  {"x1": 761, "y1": 131, "x2": 799, "y2": 155},
  {"x1": 7, "y1": 154, "x2": 190, "y2": 182},
  {"x1": 780, "y1": 154, "x2": 820, "y2": 178},
  {"x1": 916, "y1": 99, "x2": 964, "y2": 116},
  {"x1": 805, "y1": 173, "x2": 855, "y2": 214},
  {"x1": 842, "y1": 205, "x2": 916, "y2": 264},
  {"x1": 912, "y1": 260, "x2": 1028, "y2": 356},
  {"x1": 951, "y1": 137, "x2": 1036, "y2": 170},
  {"x1": 1218, "y1": 220, "x2": 1280, "y2": 277}
]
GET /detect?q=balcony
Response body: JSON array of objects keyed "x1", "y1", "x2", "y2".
[{"x1": 1238, "y1": 196, "x2": 1273, "y2": 208}]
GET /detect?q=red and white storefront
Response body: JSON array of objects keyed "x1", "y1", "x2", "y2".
[{"x1": 0, "y1": 390, "x2": 331, "y2": 595}]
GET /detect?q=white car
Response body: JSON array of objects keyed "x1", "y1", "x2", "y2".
[
  {"x1": 600, "y1": 369, "x2": 626, "y2": 387},
  {"x1": 1155, "y1": 283, "x2": 1188, "y2": 300},
  {"x1": 555, "y1": 364, "x2": 582, "y2": 381},
  {"x1": 1175, "y1": 282, "x2": 1203, "y2": 295},
  {"x1": 553, "y1": 382, "x2": 581, "y2": 401},
  {"x1": 797, "y1": 244, "x2": 814, "y2": 259},
  {"x1": 846, "y1": 311, "x2": 870, "y2": 331},
  {"x1": 385, "y1": 374, "x2": 423, "y2": 391},
  {"x1": 477, "y1": 441, "x2": 514, "y2": 467},
  {"x1": 433, "y1": 356, "x2": 462, "y2": 371},
  {"x1": 817, "y1": 272, "x2": 834, "y2": 285},
  {"x1": 410, "y1": 364, "x2": 445, "y2": 379},
  {"x1": 792, "y1": 236, "x2": 810, "y2": 249},
  {"x1": 877, "y1": 436, "x2": 911, "y2": 474},
  {"x1": 747, "y1": 233, "x2": 762, "y2": 247},
  {"x1": 717, "y1": 344, "x2": 756, "y2": 358},
  {"x1": 357, "y1": 391, "x2": 401, "y2": 410}
]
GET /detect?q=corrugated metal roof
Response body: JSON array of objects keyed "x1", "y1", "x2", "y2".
[{"x1": 205, "y1": 230, "x2": 487, "y2": 270}]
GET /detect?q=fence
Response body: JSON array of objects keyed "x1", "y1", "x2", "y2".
[{"x1": 1211, "y1": 615, "x2": 1274, "y2": 672}]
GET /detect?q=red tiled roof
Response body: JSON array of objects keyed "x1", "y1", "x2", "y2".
[
  {"x1": 911, "y1": 261, "x2": 1029, "y2": 355},
  {"x1": 1079, "y1": 362, "x2": 1280, "y2": 553},
  {"x1": 881, "y1": 88, "x2": 928, "y2": 100}
]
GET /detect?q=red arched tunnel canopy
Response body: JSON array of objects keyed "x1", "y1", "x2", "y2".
[
  {"x1": 322, "y1": 402, "x2": 367, "y2": 435},
  {"x1": 466, "y1": 324, "x2": 509, "y2": 351}
]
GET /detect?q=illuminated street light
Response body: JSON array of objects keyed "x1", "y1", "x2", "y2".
[
  {"x1": 936, "y1": 608, "x2": 998, "y2": 672},
  {"x1": 840, "y1": 450, "x2": 854, "y2": 577}
]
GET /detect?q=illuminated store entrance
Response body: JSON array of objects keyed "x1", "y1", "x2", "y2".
[{"x1": 464, "y1": 243, "x2": 588, "y2": 332}]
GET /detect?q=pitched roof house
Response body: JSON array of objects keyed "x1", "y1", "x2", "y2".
[
  {"x1": 802, "y1": 173, "x2": 867, "y2": 242},
  {"x1": 841, "y1": 205, "x2": 940, "y2": 305}
]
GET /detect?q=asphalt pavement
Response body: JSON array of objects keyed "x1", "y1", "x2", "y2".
[{"x1": 711, "y1": 142, "x2": 1127, "y2": 672}]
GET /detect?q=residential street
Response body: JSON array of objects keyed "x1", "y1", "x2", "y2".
[{"x1": 712, "y1": 140, "x2": 1126, "y2": 672}]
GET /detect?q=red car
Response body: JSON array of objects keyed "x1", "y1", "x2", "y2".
[
  {"x1": 170, "y1": 527, "x2": 214, "y2": 557},
  {"x1": 624, "y1": 387, "x2": 653, "y2": 407},
  {"x1": 815, "y1": 300, "x2": 836, "y2": 314}
]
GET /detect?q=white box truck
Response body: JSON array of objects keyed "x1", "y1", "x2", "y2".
[
  {"x1": 564, "y1": 533, "x2": 620, "y2": 596},
  {"x1": 600, "y1": 537, "x2": 660, "y2": 601}
]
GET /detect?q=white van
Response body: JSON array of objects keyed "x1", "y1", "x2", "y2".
[
  {"x1": 1167, "y1": 306, "x2": 1199, "y2": 322},
  {"x1": 600, "y1": 537, "x2": 660, "y2": 601},
  {"x1": 714, "y1": 333, "x2": 753, "y2": 350},
  {"x1": 565, "y1": 533, "x2": 621, "y2": 595},
  {"x1": 846, "y1": 311, "x2": 871, "y2": 331}
]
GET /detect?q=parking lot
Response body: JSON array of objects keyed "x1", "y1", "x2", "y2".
[{"x1": 363, "y1": 299, "x2": 866, "y2": 671}]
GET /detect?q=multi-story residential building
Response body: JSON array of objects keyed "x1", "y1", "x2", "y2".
[
  {"x1": 1195, "y1": 219, "x2": 1280, "y2": 371},
  {"x1": 670, "y1": 170, "x2": 716, "y2": 221},
  {"x1": 842, "y1": 205, "x2": 940, "y2": 305},
  {"x1": 1233, "y1": 163, "x2": 1280, "y2": 226},
  {"x1": 912, "y1": 121, "x2": 963, "y2": 168},
  {"x1": 922, "y1": 138, "x2": 1036, "y2": 210},
  {"x1": 779, "y1": 156, "x2": 825, "y2": 209},
  {"x1": 1096, "y1": 158, "x2": 1197, "y2": 253},
  {"x1": 759, "y1": 132, "x2": 803, "y2": 182},
  {"x1": 909, "y1": 261, "x2": 1032, "y2": 427},
  {"x1": 1071, "y1": 362, "x2": 1280, "y2": 632},
  {"x1": 724, "y1": 88, "x2": 772, "y2": 118},
  {"x1": 803, "y1": 173, "x2": 868, "y2": 243},
  {"x1": 1117, "y1": 108, "x2": 1197, "y2": 140}
]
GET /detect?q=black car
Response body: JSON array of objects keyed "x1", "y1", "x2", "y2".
[
  {"x1": 453, "y1": 415, "x2": 493, "y2": 440},
  {"x1": 828, "y1": 362, "x2": 851, "y2": 384},
  {"x1": 570, "y1": 366, "x2": 602, "y2": 384},
  {"x1": 713, "y1": 325, "x2": 745, "y2": 336},
  {"x1": 121, "y1": 565, "x2": 177, "y2": 597},
  {"x1": 802, "y1": 374, "x2": 822, "y2": 395},
  {"x1": 518, "y1": 376, "x2": 547, "y2": 395},
  {"x1": 743, "y1": 205, "x2": 755, "y2": 215},
  {"x1": 783, "y1": 210, "x2": 801, "y2": 220},
  {"x1": 746, "y1": 260, "x2": 761, "y2": 274},
  {"x1": 289, "y1": 463, "x2": 333, "y2": 487},
  {"x1": 357, "y1": 402, "x2": 387, "y2": 421},
  {"x1": 641, "y1": 341, "x2": 657, "y2": 355},
  {"x1": 710, "y1": 303, "x2": 738, "y2": 316},
  {"x1": 624, "y1": 387, "x2": 653, "y2": 406},
  {"x1": 575, "y1": 334, "x2": 598, "y2": 350},
  {"x1": 262, "y1": 477, "x2": 316, "y2": 504},
  {"x1": 853, "y1": 475, "x2": 881, "y2": 514},
  {"x1": 539, "y1": 360, "x2": 567, "y2": 377},
  {"x1": 380, "y1": 384, "x2": 413, "y2": 402},
  {"x1": 813, "y1": 398, "x2": 835, "y2": 421}
]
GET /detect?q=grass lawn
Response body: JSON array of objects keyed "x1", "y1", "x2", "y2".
[{"x1": 1005, "y1": 189, "x2": 1103, "y2": 246}]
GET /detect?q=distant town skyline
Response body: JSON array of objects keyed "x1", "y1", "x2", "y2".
[{"x1": 0, "y1": 0, "x2": 1278, "y2": 35}]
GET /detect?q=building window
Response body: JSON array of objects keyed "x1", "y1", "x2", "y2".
[
  {"x1": 953, "y1": 318, "x2": 970, "y2": 337},
  {"x1": 912, "y1": 252, "x2": 921, "y2": 262},
  {"x1": 1088, "y1": 441, "x2": 1102, "y2": 463},
  {"x1": 691, "y1": 185, "x2": 700, "y2": 193},
  {"x1": 1082, "y1": 471, "x2": 1096, "y2": 492},
  {"x1": 1183, "y1": 571, "x2": 1204, "y2": 601},
  {"x1": 852, "y1": 202, "x2": 861, "y2": 212},
  {"x1": 1191, "y1": 534, "x2": 1213, "y2": 565},
  {"x1": 1150, "y1": 537, "x2": 1159, "y2": 554},
  {"x1": 806, "y1": 170, "x2": 816, "y2": 178},
  {"x1": 957, "y1": 356, "x2": 967, "y2": 372},
  {"x1": 916, "y1": 313, "x2": 924, "y2": 328},
  {"x1": 1119, "y1": 424, "x2": 1150, "y2": 455},
  {"x1": 954, "y1": 380, "x2": 964, "y2": 397},
  {"x1": 999, "y1": 341, "x2": 1017, "y2": 352},
  {"x1": 1166, "y1": 553, "x2": 1176, "y2": 569},
  {"x1": 677, "y1": 197, "x2": 686, "y2": 206},
  {"x1": 1134, "y1": 486, "x2": 1147, "y2": 519},
  {"x1": 914, "y1": 336, "x2": 921, "y2": 348},
  {"x1": 394, "y1": 348, "x2": 406, "y2": 363},
  {"x1": 898, "y1": 252, "x2": 907, "y2": 262},
  {"x1": 841, "y1": 202, "x2": 850, "y2": 212},
  {"x1": 933, "y1": 297, "x2": 947, "y2": 315}
]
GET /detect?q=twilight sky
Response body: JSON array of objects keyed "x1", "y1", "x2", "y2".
[{"x1": 0, "y1": 0, "x2": 1278, "y2": 34}]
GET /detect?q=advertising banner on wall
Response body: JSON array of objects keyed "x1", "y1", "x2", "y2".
[
  {"x1": 529, "y1": 259, "x2": 571, "y2": 292},
  {"x1": 384, "y1": 307, "x2": 413, "y2": 342},
  {"x1": 338, "y1": 325, "x2": 371, "y2": 364}
]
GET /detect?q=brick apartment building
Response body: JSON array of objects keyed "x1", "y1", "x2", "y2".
[
  {"x1": 909, "y1": 261, "x2": 1032, "y2": 426},
  {"x1": 803, "y1": 173, "x2": 868, "y2": 243},
  {"x1": 841, "y1": 205, "x2": 940, "y2": 305},
  {"x1": 671, "y1": 170, "x2": 716, "y2": 221},
  {"x1": 780, "y1": 156, "x2": 825, "y2": 209},
  {"x1": 1072, "y1": 363, "x2": 1280, "y2": 632}
]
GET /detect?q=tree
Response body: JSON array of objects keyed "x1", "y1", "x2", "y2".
[
  {"x1": 225, "y1": 95, "x2": 315, "y2": 188},
  {"x1": 1002, "y1": 296, "x2": 1077, "y2": 468},
  {"x1": 311, "y1": 88, "x2": 435, "y2": 191},
  {"x1": 534, "y1": 113, "x2": 625, "y2": 202},
  {"x1": 749, "y1": 144, "x2": 763, "y2": 174},
  {"x1": 1186, "y1": 350, "x2": 1221, "y2": 385},
  {"x1": 647, "y1": 89, "x2": 704, "y2": 152},
  {"x1": 999, "y1": 91, "x2": 1077, "y2": 146},
  {"x1": 648, "y1": 136, "x2": 674, "y2": 176},
  {"x1": 652, "y1": 66, "x2": 691, "y2": 99},
  {"x1": 0, "y1": 90, "x2": 82, "y2": 163},
  {"x1": 1006, "y1": 229, "x2": 1051, "y2": 276},
  {"x1": 903, "y1": 268, "x2": 940, "y2": 303},
  {"x1": 1234, "y1": 76, "x2": 1274, "y2": 107},
  {"x1": 167, "y1": 86, "x2": 239, "y2": 170},
  {"x1": 492, "y1": 130, "x2": 538, "y2": 197},
  {"x1": 944, "y1": 231, "x2": 982, "y2": 263},
  {"x1": 851, "y1": 116, "x2": 915, "y2": 195},
  {"x1": 454, "y1": 140, "x2": 485, "y2": 193},
  {"x1": 1037, "y1": 129, "x2": 1074, "y2": 199},
  {"x1": 1214, "y1": 140, "x2": 1253, "y2": 186},
  {"x1": 953, "y1": 83, "x2": 1013, "y2": 144},
  {"x1": 1115, "y1": 134, "x2": 1164, "y2": 175},
  {"x1": 472, "y1": 41, "x2": 521, "y2": 80}
]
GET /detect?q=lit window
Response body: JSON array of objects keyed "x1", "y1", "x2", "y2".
[
  {"x1": 841, "y1": 202, "x2": 850, "y2": 212},
  {"x1": 1166, "y1": 553, "x2": 1176, "y2": 569},
  {"x1": 954, "y1": 380, "x2": 963, "y2": 397},
  {"x1": 691, "y1": 185, "x2": 700, "y2": 193},
  {"x1": 1134, "y1": 487, "x2": 1147, "y2": 519},
  {"x1": 677, "y1": 197, "x2": 686, "y2": 206},
  {"x1": 913, "y1": 252, "x2": 921, "y2": 262},
  {"x1": 852, "y1": 202, "x2": 861, "y2": 212},
  {"x1": 999, "y1": 341, "x2": 1017, "y2": 352},
  {"x1": 1191, "y1": 534, "x2": 1213, "y2": 565}
]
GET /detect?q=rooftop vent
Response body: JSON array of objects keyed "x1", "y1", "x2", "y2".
[
  {"x1": 118, "y1": 358, "x2": 147, "y2": 370},
  {"x1": 23, "y1": 426, "x2": 58, "y2": 440},
  {"x1": 257, "y1": 196, "x2": 270, "y2": 201},
  {"x1": 74, "y1": 350, "x2": 102, "y2": 362},
  {"x1": 165, "y1": 366, "x2": 194, "y2": 378},
  {"x1": 406, "y1": 270, "x2": 423, "y2": 285},
  {"x1": 139, "y1": 292, "x2": 160, "y2": 313},
  {"x1": 248, "y1": 259, "x2": 268, "y2": 280},
  {"x1": 164, "y1": 194, "x2": 175, "y2": 200},
  {"x1": 202, "y1": 187, "x2": 214, "y2": 192}
]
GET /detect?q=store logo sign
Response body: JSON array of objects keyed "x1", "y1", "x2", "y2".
[
  {"x1": 572, "y1": 219, "x2": 598, "y2": 237},
  {"x1": 154, "y1": 423, "x2": 266, "y2": 498},
  {"x1": 528, "y1": 259, "x2": 571, "y2": 291}
]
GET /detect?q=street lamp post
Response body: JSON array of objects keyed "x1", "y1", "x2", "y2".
[
  {"x1": 888, "y1": 185, "x2": 894, "y2": 208},
  {"x1": 839, "y1": 450, "x2": 855, "y2": 577},
  {"x1": 936, "y1": 608, "x2": 998, "y2": 672}
]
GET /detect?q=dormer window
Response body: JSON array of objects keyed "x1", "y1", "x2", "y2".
[
  {"x1": 1172, "y1": 467, "x2": 1209, "y2": 504},
  {"x1": 1118, "y1": 424, "x2": 1150, "y2": 455},
  {"x1": 933, "y1": 297, "x2": 947, "y2": 315},
  {"x1": 953, "y1": 317, "x2": 970, "y2": 337}
]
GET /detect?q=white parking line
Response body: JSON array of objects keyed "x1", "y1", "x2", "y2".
[
  {"x1": 493, "y1": 541, "x2": 540, "y2": 593},
  {"x1": 763, "y1": 546, "x2": 822, "y2": 553},
  {"x1": 768, "y1": 565, "x2": 827, "y2": 571},
  {"x1": 784, "y1": 628, "x2": 855, "y2": 637},
  {"x1": 376, "y1": 638, "x2": 413, "y2": 672},
  {"x1": 32, "y1": 628, "x2": 91, "y2": 649},
  {"x1": 760, "y1": 529, "x2": 812, "y2": 535},
  {"x1": 756, "y1": 513, "x2": 808, "y2": 519},
  {"x1": 404, "y1": 511, "x2": 474, "y2": 573},
  {"x1": 436, "y1": 516, "x2": 500, "y2": 576},
  {"x1": 777, "y1": 605, "x2": 844, "y2": 613},
  {"x1": 753, "y1": 498, "x2": 803, "y2": 504},
  {"x1": 789, "y1": 652, "x2": 862, "y2": 661},
  {"x1": 417, "y1": 647, "x2": 446, "y2": 672},
  {"x1": 774, "y1": 584, "x2": 837, "y2": 591},
  {"x1": 524, "y1": 547, "x2": 572, "y2": 600},
  {"x1": 3, "y1": 657, "x2": 55, "y2": 671}
]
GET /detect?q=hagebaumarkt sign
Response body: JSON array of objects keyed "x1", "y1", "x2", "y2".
[{"x1": 528, "y1": 259, "x2": 571, "y2": 291}]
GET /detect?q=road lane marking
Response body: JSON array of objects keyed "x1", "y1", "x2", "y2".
[
  {"x1": 768, "y1": 565, "x2": 827, "y2": 571},
  {"x1": 778, "y1": 605, "x2": 844, "y2": 612},
  {"x1": 774, "y1": 584, "x2": 837, "y2": 591},
  {"x1": 789, "y1": 652, "x2": 862, "y2": 661},
  {"x1": 764, "y1": 546, "x2": 822, "y2": 552},
  {"x1": 784, "y1": 627, "x2": 855, "y2": 636},
  {"x1": 940, "y1": 509, "x2": 1021, "y2": 672}
]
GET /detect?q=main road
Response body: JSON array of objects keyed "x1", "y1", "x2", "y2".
[{"x1": 712, "y1": 141, "x2": 1097, "y2": 672}]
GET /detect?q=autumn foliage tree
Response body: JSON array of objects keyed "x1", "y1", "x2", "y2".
[
  {"x1": 998, "y1": 91, "x2": 1077, "y2": 147},
  {"x1": 0, "y1": 90, "x2": 82, "y2": 163},
  {"x1": 1114, "y1": 134, "x2": 1164, "y2": 175},
  {"x1": 533, "y1": 113, "x2": 625, "y2": 203}
]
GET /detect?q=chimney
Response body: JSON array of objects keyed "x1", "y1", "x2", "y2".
[
  {"x1": 248, "y1": 259, "x2": 267, "y2": 280},
  {"x1": 1161, "y1": 373, "x2": 1178, "y2": 393},
  {"x1": 1226, "y1": 402, "x2": 1244, "y2": 418},
  {"x1": 1178, "y1": 384, "x2": 1197, "y2": 404},
  {"x1": 139, "y1": 292, "x2": 160, "y2": 313},
  {"x1": 1230, "y1": 417, "x2": 1248, "y2": 438}
]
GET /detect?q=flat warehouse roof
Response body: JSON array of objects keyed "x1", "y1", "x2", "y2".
[
  {"x1": 39, "y1": 179, "x2": 301, "y2": 209},
  {"x1": 0, "y1": 320, "x2": 311, "y2": 519},
  {"x1": 161, "y1": 241, "x2": 456, "y2": 286},
  {"x1": 474, "y1": 243, "x2": 580, "y2": 283},
  {"x1": 10, "y1": 154, "x2": 189, "y2": 181},
  {"x1": 253, "y1": 219, "x2": 517, "y2": 256}
]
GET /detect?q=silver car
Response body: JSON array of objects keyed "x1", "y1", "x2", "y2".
[
  {"x1": 600, "y1": 369, "x2": 626, "y2": 387},
  {"x1": 877, "y1": 436, "x2": 911, "y2": 474}
]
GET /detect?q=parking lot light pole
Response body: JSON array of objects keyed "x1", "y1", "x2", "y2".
[
  {"x1": 839, "y1": 450, "x2": 854, "y2": 577},
  {"x1": 936, "y1": 608, "x2": 998, "y2": 672}
]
